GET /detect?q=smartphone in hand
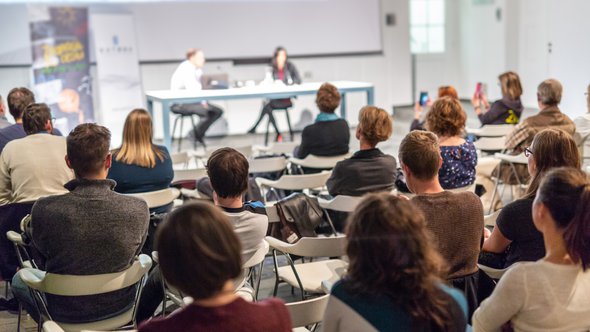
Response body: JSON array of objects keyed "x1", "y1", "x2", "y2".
[
  {"x1": 475, "y1": 82, "x2": 482, "y2": 98},
  {"x1": 419, "y1": 91, "x2": 429, "y2": 106}
]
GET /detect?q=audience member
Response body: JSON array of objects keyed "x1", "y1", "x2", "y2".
[
  {"x1": 248, "y1": 46, "x2": 302, "y2": 140},
  {"x1": 411, "y1": 85, "x2": 458, "y2": 131},
  {"x1": 425, "y1": 97, "x2": 477, "y2": 189},
  {"x1": 481, "y1": 128, "x2": 580, "y2": 268},
  {"x1": 323, "y1": 193, "x2": 468, "y2": 331},
  {"x1": 108, "y1": 108, "x2": 173, "y2": 213},
  {"x1": 138, "y1": 202, "x2": 290, "y2": 332},
  {"x1": 477, "y1": 78, "x2": 576, "y2": 209},
  {"x1": 11, "y1": 123, "x2": 149, "y2": 323},
  {"x1": 170, "y1": 48, "x2": 223, "y2": 146},
  {"x1": 471, "y1": 71, "x2": 524, "y2": 125},
  {"x1": 573, "y1": 83, "x2": 590, "y2": 154},
  {"x1": 473, "y1": 167, "x2": 590, "y2": 331},
  {"x1": 399, "y1": 130, "x2": 483, "y2": 315},
  {"x1": 295, "y1": 82, "x2": 349, "y2": 159},
  {"x1": 327, "y1": 105, "x2": 396, "y2": 196},
  {"x1": 137, "y1": 147, "x2": 268, "y2": 321},
  {"x1": 0, "y1": 94, "x2": 10, "y2": 129},
  {"x1": 0, "y1": 103, "x2": 73, "y2": 205}
]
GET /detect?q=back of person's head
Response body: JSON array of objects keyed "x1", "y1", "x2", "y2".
[
  {"x1": 22, "y1": 103, "x2": 51, "y2": 135},
  {"x1": 186, "y1": 48, "x2": 200, "y2": 60},
  {"x1": 357, "y1": 105, "x2": 392, "y2": 146},
  {"x1": 399, "y1": 131, "x2": 440, "y2": 181},
  {"x1": 536, "y1": 167, "x2": 590, "y2": 270},
  {"x1": 437, "y1": 86, "x2": 458, "y2": 100},
  {"x1": 8, "y1": 87, "x2": 35, "y2": 121},
  {"x1": 115, "y1": 108, "x2": 164, "y2": 168},
  {"x1": 67, "y1": 123, "x2": 111, "y2": 178},
  {"x1": 425, "y1": 96, "x2": 466, "y2": 137},
  {"x1": 315, "y1": 83, "x2": 341, "y2": 113},
  {"x1": 156, "y1": 202, "x2": 242, "y2": 299},
  {"x1": 499, "y1": 71, "x2": 523, "y2": 100},
  {"x1": 524, "y1": 128, "x2": 579, "y2": 198},
  {"x1": 346, "y1": 193, "x2": 453, "y2": 330},
  {"x1": 207, "y1": 147, "x2": 249, "y2": 199},
  {"x1": 537, "y1": 79, "x2": 562, "y2": 106}
]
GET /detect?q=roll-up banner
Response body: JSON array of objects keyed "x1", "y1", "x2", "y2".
[{"x1": 92, "y1": 13, "x2": 144, "y2": 148}]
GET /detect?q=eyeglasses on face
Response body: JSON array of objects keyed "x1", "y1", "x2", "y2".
[{"x1": 524, "y1": 147, "x2": 534, "y2": 158}]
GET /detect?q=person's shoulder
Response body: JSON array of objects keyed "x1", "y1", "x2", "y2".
[
  {"x1": 503, "y1": 197, "x2": 534, "y2": 214},
  {"x1": 113, "y1": 192, "x2": 150, "y2": 210},
  {"x1": 154, "y1": 144, "x2": 171, "y2": 156}
]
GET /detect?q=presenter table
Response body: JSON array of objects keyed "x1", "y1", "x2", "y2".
[{"x1": 146, "y1": 81, "x2": 374, "y2": 150}]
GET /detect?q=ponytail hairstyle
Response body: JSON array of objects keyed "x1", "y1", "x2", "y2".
[
  {"x1": 345, "y1": 193, "x2": 454, "y2": 331},
  {"x1": 537, "y1": 167, "x2": 590, "y2": 270}
]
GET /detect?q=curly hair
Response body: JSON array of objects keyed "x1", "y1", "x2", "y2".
[
  {"x1": 437, "y1": 86, "x2": 458, "y2": 99},
  {"x1": 425, "y1": 96, "x2": 466, "y2": 137},
  {"x1": 358, "y1": 106, "x2": 392, "y2": 146},
  {"x1": 345, "y1": 193, "x2": 453, "y2": 330},
  {"x1": 315, "y1": 83, "x2": 341, "y2": 113}
]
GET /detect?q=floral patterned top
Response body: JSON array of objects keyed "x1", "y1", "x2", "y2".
[{"x1": 439, "y1": 140, "x2": 477, "y2": 189}]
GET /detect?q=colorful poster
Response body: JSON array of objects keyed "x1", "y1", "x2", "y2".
[{"x1": 29, "y1": 6, "x2": 93, "y2": 134}]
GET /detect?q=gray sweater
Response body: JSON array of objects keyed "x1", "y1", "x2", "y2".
[{"x1": 30, "y1": 179, "x2": 149, "y2": 322}]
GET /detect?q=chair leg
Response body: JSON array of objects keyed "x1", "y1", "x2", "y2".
[
  {"x1": 284, "y1": 253, "x2": 306, "y2": 300},
  {"x1": 271, "y1": 250, "x2": 280, "y2": 297},
  {"x1": 178, "y1": 115, "x2": 186, "y2": 152},
  {"x1": 172, "y1": 115, "x2": 180, "y2": 152},
  {"x1": 284, "y1": 108, "x2": 294, "y2": 142},
  {"x1": 189, "y1": 115, "x2": 198, "y2": 150},
  {"x1": 265, "y1": 115, "x2": 271, "y2": 146},
  {"x1": 254, "y1": 259, "x2": 264, "y2": 301},
  {"x1": 17, "y1": 302, "x2": 22, "y2": 332}
]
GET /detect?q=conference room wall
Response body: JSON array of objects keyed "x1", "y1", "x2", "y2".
[{"x1": 0, "y1": 0, "x2": 411, "y2": 139}]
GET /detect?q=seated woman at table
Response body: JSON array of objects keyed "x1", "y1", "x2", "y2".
[
  {"x1": 473, "y1": 167, "x2": 590, "y2": 331},
  {"x1": 247, "y1": 46, "x2": 301, "y2": 141},
  {"x1": 295, "y1": 82, "x2": 350, "y2": 160},
  {"x1": 480, "y1": 128, "x2": 580, "y2": 269},
  {"x1": 108, "y1": 108, "x2": 173, "y2": 213},
  {"x1": 322, "y1": 193, "x2": 468, "y2": 331},
  {"x1": 424, "y1": 97, "x2": 477, "y2": 190}
]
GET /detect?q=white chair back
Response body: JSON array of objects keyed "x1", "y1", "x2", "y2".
[
  {"x1": 286, "y1": 294, "x2": 330, "y2": 328},
  {"x1": 234, "y1": 145, "x2": 253, "y2": 158},
  {"x1": 125, "y1": 188, "x2": 180, "y2": 209},
  {"x1": 289, "y1": 154, "x2": 350, "y2": 169},
  {"x1": 478, "y1": 262, "x2": 523, "y2": 280},
  {"x1": 494, "y1": 152, "x2": 528, "y2": 165},
  {"x1": 173, "y1": 168, "x2": 208, "y2": 182},
  {"x1": 20, "y1": 255, "x2": 152, "y2": 296},
  {"x1": 474, "y1": 137, "x2": 506, "y2": 152},
  {"x1": 266, "y1": 235, "x2": 347, "y2": 258},
  {"x1": 257, "y1": 171, "x2": 332, "y2": 191},
  {"x1": 318, "y1": 195, "x2": 361, "y2": 213},
  {"x1": 484, "y1": 209, "x2": 501, "y2": 227},
  {"x1": 468, "y1": 124, "x2": 515, "y2": 137},
  {"x1": 249, "y1": 157, "x2": 289, "y2": 174},
  {"x1": 253, "y1": 142, "x2": 299, "y2": 155},
  {"x1": 170, "y1": 151, "x2": 191, "y2": 166},
  {"x1": 243, "y1": 240, "x2": 269, "y2": 269}
]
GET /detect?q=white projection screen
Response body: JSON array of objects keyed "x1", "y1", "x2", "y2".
[{"x1": 0, "y1": 0, "x2": 382, "y2": 65}]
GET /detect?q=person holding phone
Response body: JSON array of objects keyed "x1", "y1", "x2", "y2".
[
  {"x1": 471, "y1": 71, "x2": 524, "y2": 125},
  {"x1": 411, "y1": 86, "x2": 458, "y2": 131}
]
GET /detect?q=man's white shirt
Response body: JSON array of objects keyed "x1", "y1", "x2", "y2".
[{"x1": 170, "y1": 60, "x2": 202, "y2": 90}]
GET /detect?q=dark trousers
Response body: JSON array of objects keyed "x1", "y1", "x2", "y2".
[
  {"x1": 249, "y1": 99, "x2": 292, "y2": 137},
  {"x1": 171, "y1": 103, "x2": 223, "y2": 139}
]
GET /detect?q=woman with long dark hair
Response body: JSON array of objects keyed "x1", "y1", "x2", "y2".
[
  {"x1": 322, "y1": 193, "x2": 468, "y2": 331},
  {"x1": 473, "y1": 167, "x2": 590, "y2": 331}
]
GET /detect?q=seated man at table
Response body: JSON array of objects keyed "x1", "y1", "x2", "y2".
[{"x1": 170, "y1": 48, "x2": 223, "y2": 147}]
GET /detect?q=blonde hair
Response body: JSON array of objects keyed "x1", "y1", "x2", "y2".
[
  {"x1": 499, "y1": 71, "x2": 523, "y2": 100},
  {"x1": 114, "y1": 108, "x2": 165, "y2": 168},
  {"x1": 358, "y1": 106, "x2": 392, "y2": 146}
]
